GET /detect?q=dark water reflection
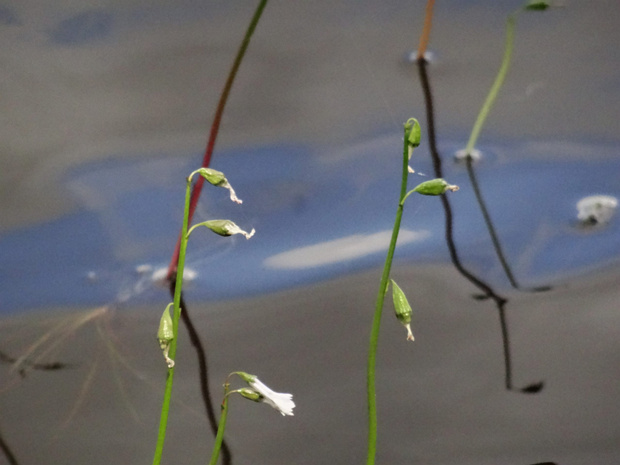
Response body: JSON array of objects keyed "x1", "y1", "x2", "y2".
[{"x1": 1, "y1": 1, "x2": 619, "y2": 464}]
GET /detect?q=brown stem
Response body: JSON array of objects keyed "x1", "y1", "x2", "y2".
[{"x1": 416, "y1": 0, "x2": 436, "y2": 60}]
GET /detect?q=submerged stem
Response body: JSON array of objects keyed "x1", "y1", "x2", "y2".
[{"x1": 465, "y1": 11, "x2": 518, "y2": 154}]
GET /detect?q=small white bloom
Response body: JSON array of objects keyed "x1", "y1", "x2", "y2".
[
  {"x1": 224, "y1": 221, "x2": 255, "y2": 239},
  {"x1": 241, "y1": 376, "x2": 295, "y2": 416},
  {"x1": 404, "y1": 323, "x2": 415, "y2": 342},
  {"x1": 222, "y1": 181, "x2": 242, "y2": 204}
]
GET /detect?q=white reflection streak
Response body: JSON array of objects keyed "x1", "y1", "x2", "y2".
[{"x1": 264, "y1": 229, "x2": 429, "y2": 270}]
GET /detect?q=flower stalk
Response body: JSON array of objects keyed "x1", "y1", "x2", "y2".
[
  {"x1": 366, "y1": 119, "x2": 416, "y2": 465},
  {"x1": 208, "y1": 387, "x2": 231, "y2": 465},
  {"x1": 152, "y1": 170, "x2": 253, "y2": 465},
  {"x1": 152, "y1": 173, "x2": 193, "y2": 465},
  {"x1": 366, "y1": 119, "x2": 457, "y2": 465}
]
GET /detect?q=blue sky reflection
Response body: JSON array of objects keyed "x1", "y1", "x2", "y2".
[{"x1": 2, "y1": 136, "x2": 620, "y2": 314}]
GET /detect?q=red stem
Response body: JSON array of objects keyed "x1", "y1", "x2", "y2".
[{"x1": 166, "y1": 0, "x2": 269, "y2": 280}]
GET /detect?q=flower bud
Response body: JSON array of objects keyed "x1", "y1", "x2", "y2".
[
  {"x1": 157, "y1": 303, "x2": 175, "y2": 368},
  {"x1": 404, "y1": 118, "x2": 421, "y2": 149},
  {"x1": 199, "y1": 220, "x2": 255, "y2": 239},
  {"x1": 196, "y1": 167, "x2": 227, "y2": 186},
  {"x1": 237, "y1": 388, "x2": 262, "y2": 402},
  {"x1": 412, "y1": 178, "x2": 459, "y2": 196},
  {"x1": 192, "y1": 168, "x2": 242, "y2": 203},
  {"x1": 391, "y1": 280, "x2": 414, "y2": 341}
]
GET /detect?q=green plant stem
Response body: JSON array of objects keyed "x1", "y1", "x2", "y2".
[
  {"x1": 152, "y1": 175, "x2": 192, "y2": 465},
  {"x1": 464, "y1": 10, "x2": 518, "y2": 154},
  {"x1": 208, "y1": 396, "x2": 230, "y2": 465},
  {"x1": 366, "y1": 132, "x2": 410, "y2": 465}
]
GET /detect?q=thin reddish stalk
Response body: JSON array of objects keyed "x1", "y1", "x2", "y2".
[
  {"x1": 416, "y1": 0, "x2": 435, "y2": 60},
  {"x1": 166, "y1": 0, "x2": 269, "y2": 279}
]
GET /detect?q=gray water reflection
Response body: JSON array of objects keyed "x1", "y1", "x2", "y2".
[{"x1": 1, "y1": 0, "x2": 620, "y2": 464}]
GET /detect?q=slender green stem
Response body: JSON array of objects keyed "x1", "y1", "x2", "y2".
[
  {"x1": 464, "y1": 10, "x2": 519, "y2": 154},
  {"x1": 366, "y1": 131, "x2": 410, "y2": 465},
  {"x1": 208, "y1": 395, "x2": 230, "y2": 465},
  {"x1": 152, "y1": 175, "x2": 193, "y2": 465}
]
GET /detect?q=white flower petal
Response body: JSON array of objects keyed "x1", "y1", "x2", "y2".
[
  {"x1": 225, "y1": 223, "x2": 255, "y2": 239},
  {"x1": 223, "y1": 181, "x2": 243, "y2": 204},
  {"x1": 250, "y1": 378, "x2": 295, "y2": 416}
]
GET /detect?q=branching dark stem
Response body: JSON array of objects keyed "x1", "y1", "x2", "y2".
[
  {"x1": 168, "y1": 281, "x2": 232, "y2": 465},
  {"x1": 416, "y1": 58, "x2": 544, "y2": 393},
  {"x1": 418, "y1": 59, "x2": 505, "y2": 304},
  {"x1": 0, "y1": 426, "x2": 18, "y2": 465},
  {"x1": 497, "y1": 303, "x2": 513, "y2": 390},
  {"x1": 465, "y1": 156, "x2": 520, "y2": 289}
]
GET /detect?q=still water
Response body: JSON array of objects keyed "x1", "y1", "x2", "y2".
[{"x1": 1, "y1": 1, "x2": 619, "y2": 464}]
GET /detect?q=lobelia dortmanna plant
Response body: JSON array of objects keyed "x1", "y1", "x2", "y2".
[
  {"x1": 150, "y1": 121, "x2": 457, "y2": 465},
  {"x1": 152, "y1": 167, "x2": 294, "y2": 465},
  {"x1": 365, "y1": 118, "x2": 458, "y2": 465}
]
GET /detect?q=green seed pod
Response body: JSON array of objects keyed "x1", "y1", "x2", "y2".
[
  {"x1": 404, "y1": 118, "x2": 421, "y2": 149},
  {"x1": 158, "y1": 303, "x2": 175, "y2": 368},
  {"x1": 195, "y1": 219, "x2": 255, "y2": 239},
  {"x1": 197, "y1": 168, "x2": 227, "y2": 187},
  {"x1": 391, "y1": 280, "x2": 415, "y2": 341},
  {"x1": 205, "y1": 219, "x2": 238, "y2": 237},
  {"x1": 412, "y1": 178, "x2": 459, "y2": 196},
  {"x1": 158, "y1": 303, "x2": 174, "y2": 347}
]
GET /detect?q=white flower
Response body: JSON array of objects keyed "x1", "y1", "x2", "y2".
[
  {"x1": 235, "y1": 372, "x2": 295, "y2": 416},
  {"x1": 222, "y1": 221, "x2": 255, "y2": 239},
  {"x1": 249, "y1": 378, "x2": 295, "y2": 416},
  {"x1": 234, "y1": 372, "x2": 295, "y2": 416}
]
